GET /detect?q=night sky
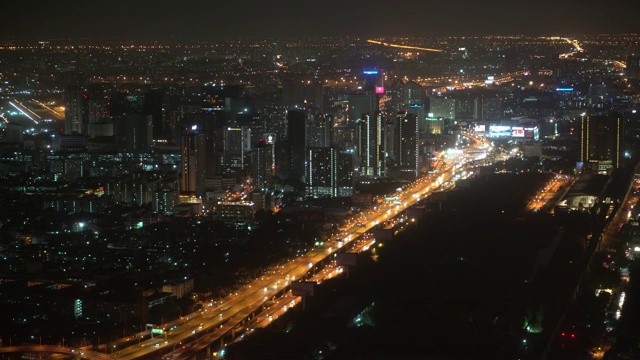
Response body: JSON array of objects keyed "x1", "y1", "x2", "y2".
[{"x1": 1, "y1": 0, "x2": 639, "y2": 39}]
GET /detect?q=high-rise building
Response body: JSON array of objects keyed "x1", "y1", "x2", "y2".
[
  {"x1": 153, "y1": 189, "x2": 177, "y2": 215},
  {"x1": 201, "y1": 84, "x2": 245, "y2": 126},
  {"x1": 282, "y1": 79, "x2": 323, "y2": 109},
  {"x1": 331, "y1": 125, "x2": 356, "y2": 151},
  {"x1": 185, "y1": 113, "x2": 219, "y2": 178},
  {"x1": 144, "y1": 88, "x2": 165, "y2": 141},
  {"x1": 396, "y1": 81, "x2": 427, "y2": 130},
  {"x1": 306, "y1": 147, "x2": 337, "y2": 197},
  {"x1": 251, "y1": 140, "x2": 274, "y2": 191},
  {"x1": 115, "y1": 114, "x2": 153, "y2": 153},
  {"x1": 223, "y1": 127, "x2": 251, "y2": 175},
  {"x1": 65, "y1": 85, "x2": 85, "y2": 135},
  {"x1": 306, "y1": 112, "x2": 331, "y2": 147},
  {"x1": 180, "y1": 131, "x2": 206, "y2": 199},
  {"x1": 580, "y1": 111, "x2": 624, "y2": 174},
  {"x1": 287, "y1": 110, "x2": 307, "y2": 182},
  {"x1": 358, "y1": 112, "x2": 384, "y2": 177},
  {"x1": 336, "y1": 150, "x2": 355, "y2": 196},
  {"x1": 474, "y1": 96, "x2": 502, "y2": 121},
  {"x1": 396, "y1": 112, "x2": 419, "y2": 177},
  {"x1": 429, "y1": 97, "x2": 456, "y2": 120},
  {"x1": 346, "y1": 94, "x2": 375, "y2": 123},
  {"x1": 86, "y1": 83, "x2": 105, "y2": 125}
]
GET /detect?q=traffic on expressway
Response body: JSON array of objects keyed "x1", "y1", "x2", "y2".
[{"x1": 85, "y1": 132, "x2": 495, "y2": 360}]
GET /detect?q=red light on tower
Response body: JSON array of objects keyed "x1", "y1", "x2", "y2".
[{"x1": 375, "y1": 86, "x2": 385, "y2": 94}]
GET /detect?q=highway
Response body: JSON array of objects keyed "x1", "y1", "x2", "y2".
[
  {"x1": 0, "y1": 345, "x2": 112, "y2": 360},
  {"x1": 526, "y1": 174, "x2": 574, "y2": 213},
  {"x1": 0, "y1": 132, "x2": 490, "y2": 360},
  {"x1": 366, "y1": 39, "x2": 444, "y2": 53}
]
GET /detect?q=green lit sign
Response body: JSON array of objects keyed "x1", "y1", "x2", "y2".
[{"x1": 151, "y1": 329, "x2": 164, "y2": 335}]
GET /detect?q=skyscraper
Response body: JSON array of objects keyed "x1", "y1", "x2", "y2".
[
  {"x1": 287, "y1": 110, "x2": 307, "y2": 182},
  {"x1": 180, "y1": 130, "x2": 206, "y2": 199},
  {"x1": 223, "y1": 127, "x2": 251, "y2": 175},
  {"x1": 251, "y1": 140, "x2": 274, "y2": 191},
  {"x1": 144, "y1": 88, "x2": 165, "y2": 141},
  {"x1": 306, "y1": 112, "x2": 331, "y2": 148},
  {"x1": 184, "y1": 113, "x2": 219, "y2": 178},
  {"x1": 306, "y1": 147, "x2": 337, "y2": 197},
  {"x1": 474, "y1": 95, "x2": 502, "y2": 121},
  {"x1": 282, "y1": 78, "x2": 323, "y2": 109},
  {"x1": 115, "y1": 114, "x2": 153, "y2": 153},
  {"x1": 396, "y1": 81, "x2": 427, "y2": 130},
  {"x1": 396, "y1": 112, "x2": 419, "y2": 177},
  {"x1": 580, "y1": 111, "x2": 624, "y2": 174},
  {"x1": 358, "y1": 112, "x2": 384, "y2": 177},
  {"x1": 64, "y1": 85, "x2": 84, "y2": 135},
  {"x1": 429, "y1": 97, "x2": 456, "y2": 120}
]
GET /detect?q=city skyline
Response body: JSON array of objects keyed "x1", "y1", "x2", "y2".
[{"x1": 2, "y1": 0, "x2": 640, "y2": 40}]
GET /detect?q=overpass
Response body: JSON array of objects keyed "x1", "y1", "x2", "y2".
[{"x1": 29, "y1": 132, "x2": 491, "y2": 360}]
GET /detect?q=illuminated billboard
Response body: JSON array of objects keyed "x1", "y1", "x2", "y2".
[
  {"x1": 511, "y1": 127, "x2": 525, "y2": 137},
  {"x1": 263, "y1": 133, "x2": 276, "y2": 145},
  {"x1": 488, "y1": 125, "x2": 512, "y2": 137},
  {"x1": 363, "y1": 70, "x2": 379, "y2": 75},
  {"x1": 474, "y1": 124, "x2": 486, "y2": 132},
  {"x1": 375, "y1": 86, "x2": 385, "y2": 94},
  {"x1": 490, "y1": 125, "x2": 511, "y2": 132}
]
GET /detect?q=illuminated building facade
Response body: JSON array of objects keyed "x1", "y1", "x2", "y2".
[
  {"x1": 180, "y1": 131, "x2": 206, "y2": 200},
  {"x1": 306, "y1": 147, "x2": 337, "y2": 197},
  {"x1": 397, "y1": 112, "x2": 419, "y2": 177},
  {"x1": 580, "y1": 111, "x2": 623, "y2": 174}
]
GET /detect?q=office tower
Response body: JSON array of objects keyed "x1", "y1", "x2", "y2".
[
  {"x1": 336, "y1": 150, "x2": 355, "y2": 196},
  {"x1": 185, "y1": 113, "x2": 218, "y2": 178},
  {"x1": 287, "y1": 110, "x2": 307, "y2": 182},
  {"x1": 86, "y1": 84, "x2": 105, "y2": 125},
  {"x1": 251, "y1": 140, "x2": 274, "y2": 191},
  {"x1": 306, "y1": 147, "x2": 337, "y2": 197},
  {"x1": 180, "y1": 130, "x2": 206, "y2": 199},
  {"x1": 345, "y1": 69, "x2": 384, "y2": 124},
  {"x1": 580, "y1": 111, "x2": 624, "y2": 174},
  {"x1": 429, "y1": 97, "x2": 456, "y2": 120},
  {"x1": 282, "y1": 78, "x2": 323, "y2": 109},
  {"x1": 396, "y1": 81, "x2": 427, "y2": 130},
  {"x1": 454, "y1": 96, "x2": 475, "y2": 120},
  {"x1": 397, "y1": 112, "x2": 419, "y2": 177},
  {"x1": 223, "y1": 127, "x2": 251, "y2": 175},
  {"x1": 234, "y1": 113, "x2": 266, "y2": 144},
  {"x1": 331, "y1": 125, "x2": 356, "y2": 151},
  {"x1": 115, "y1": 114, "x2": 153, "y2": 153},
  {"x1": 144, "y1": 88, "x2": 165, "y2": 141},
  {"x1": 65, "y1": 85, "x2": 84, "y2": 135},
  {"x1": 346, "y1": 94, "x2": 374, "y2": 123},
  {"x1": 358, "y1": 112, "x2": 384, "y2": 177},
  {"x1": 265, "y1": 109, "x2": 288, "y2": 140},
  {"x1": 201, "y1": 84, "x2": 245, "y2": 126},
  {"x1": 474, "y1": 96, "x2": 502, "y2": 121},
  {"x1": 306, "y1": 112, "x2": 331, "y2": 147}
]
